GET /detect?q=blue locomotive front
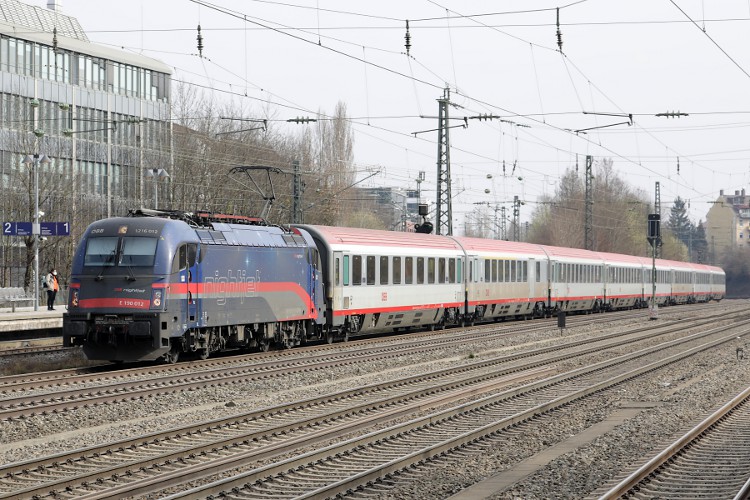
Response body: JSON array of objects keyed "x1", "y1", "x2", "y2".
[{"x1": 63, "y1": 210, "x2": 324, "y2": 363}]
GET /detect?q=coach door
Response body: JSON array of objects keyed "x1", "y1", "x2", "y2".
[
  {"x1": 550, "y1": 260, "x2": 559, "y2": 305},
  {"x1": 467, "y1": 255, "x2": 479, "y2": 312},
  {"x1": 332, "y1": 252, "x2": 345, "y2": 324},
  {"x1": 528, "y1": 258, "x2": 536, "y2": 301}
]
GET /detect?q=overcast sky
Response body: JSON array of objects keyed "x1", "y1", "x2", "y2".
[{"x1": 47, "y1": 0, "x2": 750, "y2": 229}]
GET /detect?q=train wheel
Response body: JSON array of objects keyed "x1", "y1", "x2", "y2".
[
  {"x1": 258, "y1": 339, "x2": 270, "y2": 352},
  {"x1": 199, "y1": 348, "x2": 210, "y2": 360},
  {"x1": 326, "y1": 332, "x2": 334, "y2": 344}
]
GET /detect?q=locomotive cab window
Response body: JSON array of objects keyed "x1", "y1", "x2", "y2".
[
  {"x1": 119, "y1": 237, "x2": 158, "y2": 267},
  {"x1": 172, "y1": 245, "x2": 188, "y2": 273},
  {"x1": 84, "y1": 237, "x2": 119, "y2": 266}
]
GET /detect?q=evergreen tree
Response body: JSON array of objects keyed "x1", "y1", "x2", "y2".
[
  {"x1": 692, "y1": 220, "x2": 709, "y2": 263},
  {"x1": 667, "y1": 197, "x2": 694, "y2": 248}
]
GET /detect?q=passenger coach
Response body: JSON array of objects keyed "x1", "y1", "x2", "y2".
[{"x1": 295, "y1": 225, "x2": 466, "y2": 337}]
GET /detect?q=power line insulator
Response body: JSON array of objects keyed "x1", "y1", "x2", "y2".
[
  {"x1": 404, "y1": 20, "x2": 412, "y2": 56},
  {"x1": 197, "y1": 25, "x2": 204, "y2": 58}
]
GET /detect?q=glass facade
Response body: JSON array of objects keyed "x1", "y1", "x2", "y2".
[
  {"x1": 0, "y1": 35, "x2": 169, "y2": 101},
  {"x1": 0, "y1": 2, "x2": 172, "y2": 289}
]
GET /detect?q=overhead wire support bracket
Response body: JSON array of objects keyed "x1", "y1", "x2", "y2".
[
  {"x1": 412, "y1": 122, "x2": 467, "y2": 137},
  {"x1": 217, "y1": 117, "x2": 268, "y2": 136},
  {"x1": 575, "y1": 111, "x2": 633, "y2": 134},
  {"x1": 574, "y1": 121, "x2": 632, "y2": 134},
  {"x1": 582, "y1": 111, "x2": 633, "y2": 123}
]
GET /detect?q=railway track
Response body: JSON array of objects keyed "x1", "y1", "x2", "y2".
[
  {"x1": 0, "y1": 339, "x2": 67, "y2": 357},
  {"x1": 0, "y1": 302, "x2": 716, "y2": 379},
  {"x1": 0, "y1": 306, "x2": 699, "y2": 420},
  {"x1": 157, "y1": 319, "x2": 750, "y2": 499},
  {"x1": 0, "y1": 311, "x2": 746, "y2": 498},
  {"x1": 598, "y1": 385, "x2": 750, "y2": 499}
]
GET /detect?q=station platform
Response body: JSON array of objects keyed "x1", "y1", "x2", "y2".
[{"x1": 0, "y1": 306, "x2": 63, "y2": 335}]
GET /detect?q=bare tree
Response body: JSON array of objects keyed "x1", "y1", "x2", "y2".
[{"x1": 525, "y1": 158, "x2": 691, "y2": 259}]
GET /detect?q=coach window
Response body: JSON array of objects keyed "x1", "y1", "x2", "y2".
[
  {"x1": 380, "y1": 256, "x2": 389, "y2": 285},
  {"x1": 536, "y1": 262, "x2": 541, "y2": 282},
  {"x1": 393, "y1": 257, "x2": 401, "y2": 284},
  {"x1": 428, "y1": 257, "x2": 436, "y2": 284},
  {"x1": 352, "y1": 255, "x2": 362, "y2": 285},
  {"x1": 335, "y1": 257, "x2": 341, "y2": 285},
  {"x1": 405, "y1": 256, "x2": 414, "y2": 284},
  {"x1": 522, "y1": 261, "x2": 527, "y2": 282},
  {"x1": 491, "y1": 260, "x2": 498, "y2": 283},
  {"x1": 485, "y1": 260, "x2": 491, "y2": 282},
  {"x1": 417, "y1": 257, "x2": 425, "y2": 284},
  {"x1": 367, "y1": 256, "x2": 376, "y2": 285},
  {"x1": 343, "y1": 256, "x2": 350, "y2": 286},
  {"x1": 438, "y1": 258, "x2": 446, "y2": 283},
  {"x1": 449, "y1": 258, "x2": 456, "y2": 283},
  {"x1": 508, "y1": 261, "x2": 514, "y2": 282}
]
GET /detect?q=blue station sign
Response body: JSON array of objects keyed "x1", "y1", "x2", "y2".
[{"x1": 3, "y1": 222, "x2": 70, "y2": 236}]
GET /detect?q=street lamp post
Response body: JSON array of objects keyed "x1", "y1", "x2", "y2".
[
  {"x1": 144, "y1": 168, "x2": 169, "y2": 209},
  {"x1": 22, "y1": 154, "x2": 51, "y2": 312}
]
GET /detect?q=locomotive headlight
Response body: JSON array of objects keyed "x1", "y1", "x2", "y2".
[{"x1": 150, "y1": 289, "x2": 163, "y2": 309}]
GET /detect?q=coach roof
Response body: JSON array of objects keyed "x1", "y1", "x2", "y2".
[{"x1": 295, "y1": 225, "x2": 463, "y2": 251}]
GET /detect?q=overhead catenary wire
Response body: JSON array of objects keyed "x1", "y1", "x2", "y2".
[{"x1": 70, "y1": 1, "x2": 750, "y2": 221}]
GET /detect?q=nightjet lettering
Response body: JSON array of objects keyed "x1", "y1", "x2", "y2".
[{"x1": 205, "y1": 269, "x2": 261, "y2": 305}]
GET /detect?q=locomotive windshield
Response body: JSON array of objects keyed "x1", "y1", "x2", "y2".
[
  {"x1": 84, "y1": 237, "x2": 118, "y2": 266},
  {"x1": 84, "y1": 236, "x2": 157, "y2": 267},
  {"x1": 120, "y1": 237, "x2": 158, "y2": 266}
]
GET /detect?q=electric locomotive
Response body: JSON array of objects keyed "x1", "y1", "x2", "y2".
[{"x1": 63, "y1": 209, "x2": 325, "y2": 362}]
